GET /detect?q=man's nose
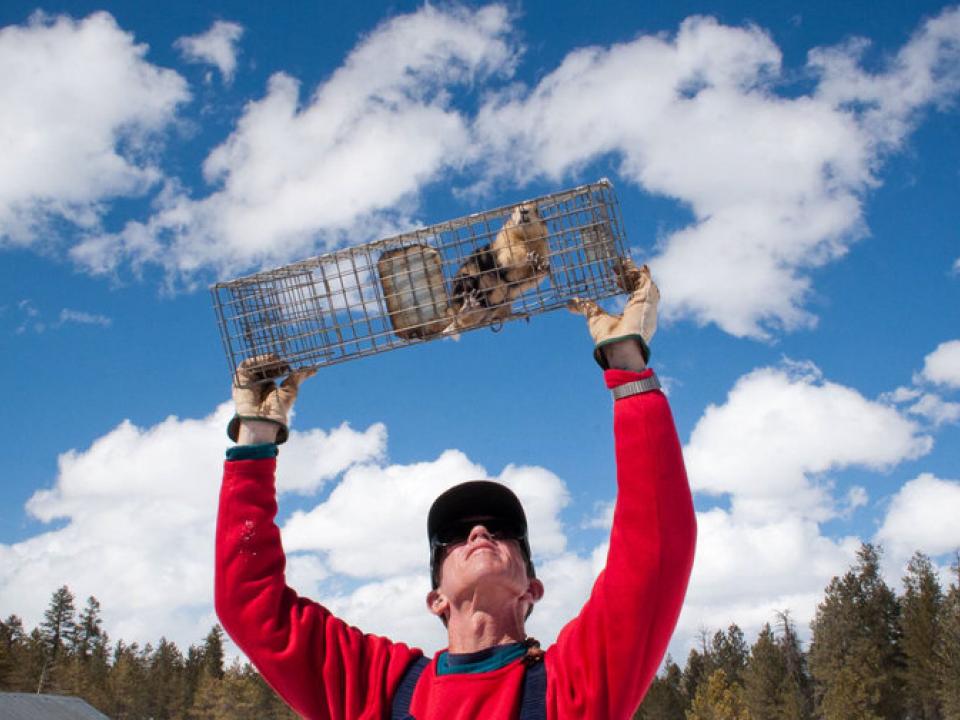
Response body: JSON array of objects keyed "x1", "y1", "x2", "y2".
[{"x1": 468, "y1": 525, "x2": 494, "y2": 543}]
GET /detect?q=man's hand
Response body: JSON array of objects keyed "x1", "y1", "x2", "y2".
[
  {"x1": 227, "y1": 355, "x2": 316, "y2": 444},
  {"x1": 567, "y1": 259, "x2": 659, "y2": 371}
]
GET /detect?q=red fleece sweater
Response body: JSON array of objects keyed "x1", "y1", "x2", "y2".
[{"x1": 215, "y1": 368, "x2": 696, "y2": 719}]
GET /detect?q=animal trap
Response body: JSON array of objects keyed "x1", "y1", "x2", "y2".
[{"x1": 212, "y1": 179, "x2": 629, "y2": 379}]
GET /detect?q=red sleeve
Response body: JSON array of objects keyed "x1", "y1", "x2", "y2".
[
  {"x1": 215, "y1": 457, "x2": 422, "y2": 720},
  {"x1": 545, "y1": 368, "x2": 697, "y2": 719}
]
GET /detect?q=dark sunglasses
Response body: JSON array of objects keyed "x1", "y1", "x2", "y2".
[{"x1": 430, "y1": 516, "x2": 526, "y2": 550}]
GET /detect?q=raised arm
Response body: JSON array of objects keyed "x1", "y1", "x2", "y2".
[
  {"x1": 548, "y1": 263, "x2": 697, "y2": 718},
  {"x1": 215, "y1": 359, "x2": 420, "y2": 719}
]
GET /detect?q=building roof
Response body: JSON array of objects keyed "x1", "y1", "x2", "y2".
[{"x1": 0, "y1": 693, "x2": 111, "y2": 720}]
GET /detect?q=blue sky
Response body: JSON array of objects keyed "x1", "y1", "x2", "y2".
[{"x1": 1, "y1": 0, "x2": 959, "y2": 659}]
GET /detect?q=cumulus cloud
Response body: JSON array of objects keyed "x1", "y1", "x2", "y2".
[
  {"x1": 0, "y1": 403, "x2": 385, "y2": 650},
  {"x1": 473, "y1": 7, "x2": 960, "y2": 337},
  {"x1": 905, "y1": 392, "x2": 960, "y2": 426},
  {"x1": 282, "y1": 452, "x2": 569, "y2": 578},
  {"x1": 73, "y1": 4, "x2": 517, "y2": 283},
  {"x1": 0, "y1": 396, "x2": 582, "y2": 653},
  {"x1": 0, "y1": 356, "x2": 951, "y2": 662},
  {"x1": 684, "y1": 360, "x2": 932, "y2": 521},
  {"x1": 875, "y1": 473, "x2": 960, "y2": 569},
  {"x1": 0, "y1": 11, "x2": 188, "y2": 248},
  {"x1": 884, "y1": 339, "x2": 960, "y2": 427},
  {"x1": 672, "y1": 360, "x2": 934, "y2": 651},
  {"x1": 174, "y1": 20, "x2": 244, "y2": 83},
  {"x1": 919, "y1": 339, "x2": 960, "y2": 388},
  {"x1": 677, "y1": 509, "x2": 861, "y2": 638},
  {"x1": 13, "y1": 4, "x2": 960, "y2": 341}
]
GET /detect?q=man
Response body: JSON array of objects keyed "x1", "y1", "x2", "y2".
[{"x1": 215, "y1": 260, "x2": 696, "y2": 719}]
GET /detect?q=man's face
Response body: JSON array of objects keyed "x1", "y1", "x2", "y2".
[{"x1": 435, "y1": 519, "x2": 531, "y2": 600}]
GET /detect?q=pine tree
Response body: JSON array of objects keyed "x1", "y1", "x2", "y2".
[
  {"x1": 73, "y1": 596, "x2": 104, "y2": 660},
  {"x1": 775, "y1": 611, "x2": 812, "y2": 720},
  {"x1": 938, "y1": 554, "x2": 960, "y2": 718},
  {"x1": 809, "y1": 543, "x2": 904, "y2": 720},
  {"x1": 39, "y1": 585, "x2": 77, "y2": 692},
  {"x1": 7, "y1": 628, "x2": 49, "y2": 693},
  {"x1": 744, "y1": 623, "x2": 783, "y2": 719},
  {"x1": 743, "y1": 616, "x2": 811, "y2": 720},
  {"x1": 108, "y1": 641, "x2": 151, "y2": 720},
  {"x1": 81, "y1": 631, "x2": 112, "y2": 716},
  {"x1": 711, "y1": 625, "x2": 749, "y2": 687},
  {"x1": 202, "y1": 625, "x2": 226, "y2": 680},
  {"x1": 147, "y1": 637, "x2": 187, "y2": 720},
  {"x1": 184, "y1": 643, "x2": 205, "y2": 711},
  {"x1": 683, "y1": 646, "x2": 709, "y2": 705},
  {"x1": 635, "y1": 656, "x2": 686, "y2": 719},
  {"x1": 189, "y1": 666, "x2": 226, "y2": 720},
  {"x1": 900, "y1": 552, "x2": 943, "y2": 720},
  {"x1": 687, "y1": 668, "x2": 750, "y2": 720},
  {"x1": 0, "y1": 615, "x2": 25, "y2": 689}
]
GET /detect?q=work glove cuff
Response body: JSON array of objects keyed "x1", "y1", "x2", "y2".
[
  {"x1": 593, "y1": 334, "x2": 651, "y2": 370},
  {"x1": 226, "y1": 415, "x2": 289, "y2": 445}
]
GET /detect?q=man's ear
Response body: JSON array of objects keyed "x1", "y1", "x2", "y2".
[
  {"x1": 525, "y1": 578, "x2": 544, "y2": 605},
  {"x1": 426, "y1": 589, "x2": 449, "y2": 619}
]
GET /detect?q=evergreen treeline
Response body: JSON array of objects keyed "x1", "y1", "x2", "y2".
[
  {"x1": 0, "y1": 587, "x2": 295, "y2": 719},
  {"x1": 3, "y1": 543, "x2": 958, "y2": 719},
  {"x1": 636, "y1": 544, "x2": 960, "y2": 720}
]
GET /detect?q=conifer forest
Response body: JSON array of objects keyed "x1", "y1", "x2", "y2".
[{"x1": 2, "y1": 544, "x2": 958, "y2": 720}]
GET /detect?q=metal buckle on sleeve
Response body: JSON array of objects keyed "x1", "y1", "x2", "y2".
[{"x1": 612, "y1": 374, "x2": 661, "y2": 400}]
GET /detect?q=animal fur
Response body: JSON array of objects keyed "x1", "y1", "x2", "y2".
[{"x1": 444, "y1": 203, "x2": 550, "y2": 335}]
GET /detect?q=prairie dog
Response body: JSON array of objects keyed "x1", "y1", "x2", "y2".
[{"x1": 444, "y1": 204, "x2": 550, "y2": 334}]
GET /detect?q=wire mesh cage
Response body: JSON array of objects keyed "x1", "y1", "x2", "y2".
[{"x1": 212, "y1": 179, "x2": 629, "y2": 379}]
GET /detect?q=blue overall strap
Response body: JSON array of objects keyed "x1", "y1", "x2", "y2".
[
  {"x1": 391, "y1": 655, "x2": 429, "y2": 720},
  {"x1": 519, "y1": 660, "x2": 547, "y2": 720}
]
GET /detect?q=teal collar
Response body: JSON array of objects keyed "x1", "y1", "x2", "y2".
[{"x1": 436, "y1": 642, "x2": 526, "y2": 676}]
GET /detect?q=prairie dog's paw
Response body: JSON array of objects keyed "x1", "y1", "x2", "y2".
[
  {"x1": 462, "y1": 289, "x2": 482, "y2": 309},
  {"x1": 614, "y1": 258, "x2": 644, "y2": 293},
  {"x1": 567, "y1": 297, "x2": 601, "y2": 317},
  {"x1": 527, "y1": 249, "x2": 549, "y2": 274}
]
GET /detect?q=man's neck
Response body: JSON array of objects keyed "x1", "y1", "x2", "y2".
[{"x1": 445, "y1": 602, "x2": 526, "y2": 653}]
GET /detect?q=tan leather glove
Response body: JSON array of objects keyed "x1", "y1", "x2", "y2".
[
  {"x1": 567, "y1": 258, "x2": 659, "y2": 369},
  {"x1": 227, "y1": 355, "x2": 316, "y2": 444}
]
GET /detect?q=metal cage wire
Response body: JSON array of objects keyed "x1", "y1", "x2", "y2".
[{"x1": 211, "y1": 179, "x2": 629, "y2": 378}]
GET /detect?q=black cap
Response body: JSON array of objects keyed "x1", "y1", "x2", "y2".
[{"x1": 427, "y1": 480, "x2": 534, "y2": 588}]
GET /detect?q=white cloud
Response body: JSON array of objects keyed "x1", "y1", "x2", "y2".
[
  {"x1": 919, "y1": 339, "x2": 960, "y2": 388},
  {"x1": 677, "y1": 508, "x2": 861, "y2": 642},
  {"x1": 174, "y1": 20, "x2": 244, "y2": 83},
  {"x1": 9, "y1": 301, "x2": 113, "y2": 333},
  {"x1": 282, "y1": 452, "x2": 568, "y2": 579},
  {"x1": 58, "y1": 308, "x2": 112, "y2": 328},
  {"x1": 0, "y1": 11, "x2": 189, "y2": 248},
  {"x1": 0, "y1": 396, "x2": 578, "y2": 654},
  {"x1": 0, "y1": 357, "x2": 951, "y2": 662},
  {"x1": 669, "y1": 360, "x2": 934, "y2": 657},
  {"x1": 473, "y1": 8, "x2": 960, "y2": 338},
  {"x1": 0, "y1": 402, "x2": 385, "y2": 651},
  {"x1": 277, "y1": 421, "x2": 387, "y2": 494},
  {"x1": 875, "y1": 473, "x2": 960, "y2": 568},
  {"x1": 906, "y1": 392, "x2": 960, "y2": 426},
  {"x1": 73, "y1": 4, "x2": 517, "y2": 283},
  {"x1": 581, "y1": 499, "x2": 615, "y2": 529},
  {"x1": 846, "y1": 485, "x2": 869, "y2": 512},
  {"x1": 883, "y1": 340, "x2": 960, "y2": 427},
  {"x1": 684, "y1": 360, "x2": 932, "y2": 521}
]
